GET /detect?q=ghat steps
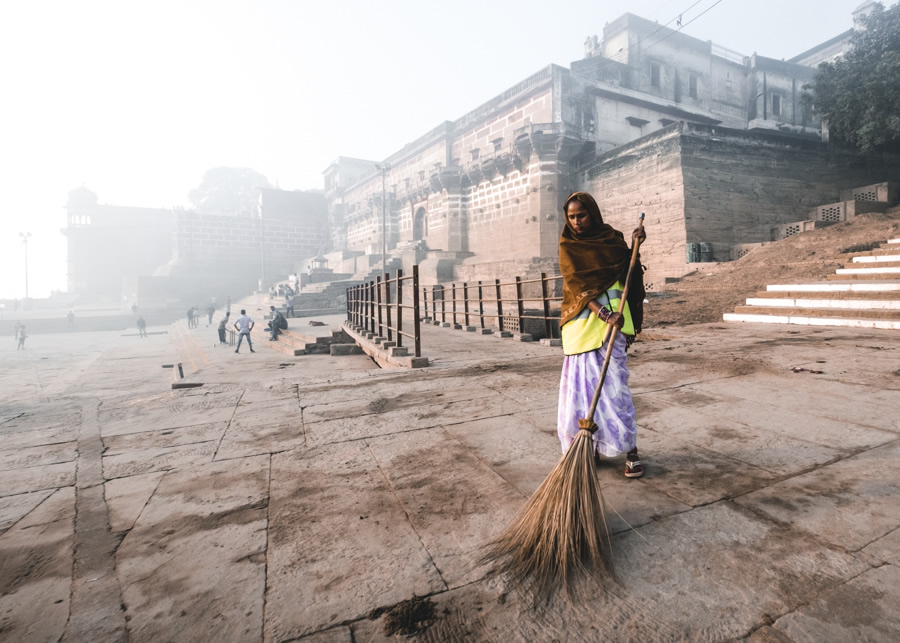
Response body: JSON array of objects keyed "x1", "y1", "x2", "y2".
[{"x1": 724, "y1": 238, "x2": 900, "y2": 330}]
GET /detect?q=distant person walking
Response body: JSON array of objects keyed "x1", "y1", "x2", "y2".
[
  {"x1": 131, "y1": 302, "x2": 138, "y2": 315},
  {"x1": 67, "y1": 310, "x2": 75, "y2": 329},
  {"x1": 284, "y1": 292, "x2": 295, "y2": 318},
  {"x1": 16, "y1": 325, "x2": 27, "y2": 350},
  {"x1": 233, "y1": 309, "x2": 255, "y2": 353},
  {"x1": 13, "y1": 320, "x2": 22, "y2": 338},
  {"x1": 186, "y1": 307, "x2": 194, "y2": 328},
  {"x1": 137, "y1": 316, "x2": 147, "y2": 338},
  {"x1": 206, "y1": 304, "x2": 215, "y2": 325},
  {"x1": 217, "y1": 312, "x2": 230, "y2": 344}
]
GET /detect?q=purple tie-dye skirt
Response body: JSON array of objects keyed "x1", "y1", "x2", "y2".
[{"x1": 557, "y1": 332, "x2": 637, "y2": 457}]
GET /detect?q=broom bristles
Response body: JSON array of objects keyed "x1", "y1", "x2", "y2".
[{"x1": 480, "y1": 427, "x2": 616, "y2": 606}]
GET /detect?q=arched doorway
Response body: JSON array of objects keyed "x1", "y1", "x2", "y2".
[{"x1": 413, "y1": 207, "x2": 427, "y2": 241}]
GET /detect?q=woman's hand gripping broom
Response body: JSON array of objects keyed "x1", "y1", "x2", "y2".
[{"x1": 480, "y1": 213, "x2": 645, "y2": 606}]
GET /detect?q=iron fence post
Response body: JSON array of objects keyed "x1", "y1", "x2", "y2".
[
  {"x1": 412, "y1": 265, "x2": 421, "y2": 357},
  {"x1": 541, "y1": 272, "x2": 552, "y2": 339},
  {"x1": 396, "y1": 269, "x2": 403, "y2": 348},
  {"x1": 515, "y1": 276, "x2": 525, "y2": 334}
]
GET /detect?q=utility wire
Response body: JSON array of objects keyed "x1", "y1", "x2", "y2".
[{"x1": 642, "y1": 0, "x2": 727, "y2": 55}]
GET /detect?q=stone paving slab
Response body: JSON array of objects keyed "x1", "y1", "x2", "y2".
[
  {"x1": 116, "y1": 456, "x2": 269, "y2": 642},
  {"x1": 366, "y1": 427, "x2": 521, "y2": 588},
  {"x1": 265, "y1": 443, "x2": 445, "y2": 641},
  {"x1": 636, "y1": 428, "x2": 779, "y2": 506},
  {"x1": 0, "y1": 489, "x2": 54, "y2": 533},
  {"x1": 102, "y1": 441, "x2": 218, "y2": 479},
  {"x1": 0, "y1": 440, "x2": 78, "y2": 472},
  {"x1": 736, "y1": 440, "x2": 900, "y2": 551},
  {"x1": 104, "y1": 471, "x2": 167, "y2": 532},
  {"x1": 863, "y1": 528, "x2": 900, "y2": 566},
  {"x1": 0, "y1": 461, "x2": 76, "y2": 498},
  {"x1": 635, "y1": 398, "x2": 844, "y2": 475},
  {"x1": 0, "y1": 487, "x2": 74, "y2": 642},
  {"x1": 0, "y1": 423, "x2": 80, "y2": 452},
  {"x1": 637, "y1": 384, "x2": 899, "y2": 452},
  {"x1": 214, "y1": 416, "x2": 306, "y2": 460},
  {"x1": 101, "y1": 421, "x2": 228, "y2": 455},
  {"x1": 772, "y1": 564, "x2": 900, "y2": 642},
  {"x1": 353, "y1": 502, "x2": 869, "y2": 642},
  {"x1": 304, "y1": 394, "x2": 526, "y2": 448}
]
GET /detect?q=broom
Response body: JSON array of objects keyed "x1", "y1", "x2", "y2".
[{"x1": 481, "y1": 213, "x2": 645, "y2": 606}]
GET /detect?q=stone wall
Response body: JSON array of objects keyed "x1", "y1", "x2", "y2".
[
  {"x1": 679, "y1": 122, "x2": 900, "y2": 261},
  {"x1": 576, "y1": 124, "x2": 687, "y2": 290},
  {"x1": 173, "y1": 212, "x2": 328, "y2": 278}
]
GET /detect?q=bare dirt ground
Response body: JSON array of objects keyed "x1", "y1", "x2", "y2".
[{"x1": 645, "y1": 207, "x2": 900, "y2": 327}]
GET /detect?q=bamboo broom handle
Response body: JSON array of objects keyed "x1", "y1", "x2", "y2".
[{"x1": 584, "y1": 213, "x2": 645, "y2": 425}]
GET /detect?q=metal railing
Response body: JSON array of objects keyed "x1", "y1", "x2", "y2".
[
  {"x1": 346, "y1": 266, "x2": 422, "y2": 357},
  {"x1": 421, "y1": 272, "x2": 563, "y2": 339}
]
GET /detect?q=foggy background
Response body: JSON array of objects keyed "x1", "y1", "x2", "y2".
[{"x1": 0, "y1": 0, "x2": 865, "y2": 301}]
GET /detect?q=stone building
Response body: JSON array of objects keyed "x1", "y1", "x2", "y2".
[
  {"x1": 62, "y1": 186, "x2": 173, "y2": 303},
  {"x1": 64, "y1": 186, "x2": 327, "y2": 309},
  {"x1": 322, "y1": 6, "x2": 897, "y2": 289}
]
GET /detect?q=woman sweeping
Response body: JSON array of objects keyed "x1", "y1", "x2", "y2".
[{"x1": 558, "y1": 192, "x2": 646, "y2": 478}]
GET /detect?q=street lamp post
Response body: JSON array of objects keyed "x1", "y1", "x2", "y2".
[
  {"x1": 375, "y1": 163, "x2": 390, "y2": 279},
  {"x1": 19, "y1": 232, "x2": 31, "y2": 299}
]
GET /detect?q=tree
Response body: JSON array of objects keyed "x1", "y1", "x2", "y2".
[
  {"x1": 805, "y1": 2, "x2": 900, "y2": 152},
  {"x1": 188, "y1": 167, "x2": 272, "y2": 216}
]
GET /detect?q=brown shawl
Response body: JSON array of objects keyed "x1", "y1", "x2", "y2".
[{"x1": 559, "y1": 192, "x2": 645, "y2": 332}]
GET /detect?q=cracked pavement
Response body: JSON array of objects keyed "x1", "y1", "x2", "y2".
[{"x1": 1, "y1": 311, "x2": 899, "y2": 642}]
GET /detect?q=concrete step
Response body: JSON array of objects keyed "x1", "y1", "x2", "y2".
[
  {"x1": 850, "y1": 254, "x2": 900, "y2": 263},
  {"x1": 835, "y1": 266, "x2": 900, "y2": 275},
  {"x1": 766, "y1": 281, "x2": 900, "y2": 293},
  {"x1": 755, "y1": 289, "x2": 900, "y2": 300},
  {"x1": 733, "y1": 305, "x2": 900, "y2": 320},
  {"x1": 827, "y1": 272, "x2": 900, "y2": 280},
  {"x1": 844, "y1": 260, "x2": 900, "y2": 269},
  {"x1": 888, "y1": 238, "x2": 900, "y2": 244},
  {"x1": 724, "y1": 311, "x2": 900, "y2": 330},
  {"x1": 851, "y1": 247, "x2": 900, "y2": 257},
  {"x1": 745, "y1": 296, "x2": 900, "y2": 310},
  {"x1": 266, "y1": 339, "x2": 306, "y2": 356}
]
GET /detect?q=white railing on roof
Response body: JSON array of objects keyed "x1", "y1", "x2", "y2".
[{"x1": 711, "y1": 43, "x2": 746, "y2": 64}]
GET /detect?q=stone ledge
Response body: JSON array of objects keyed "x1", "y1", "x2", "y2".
[{"x1": 341, "y1": 322, "x2": 430, "y2": 368}]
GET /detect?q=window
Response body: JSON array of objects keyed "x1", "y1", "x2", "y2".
[
  {"x1": 470, "y1": 148, "x2": 480, "y2": 161},
  {"x1": 651, "y1": 62, "x2": 660, "y2": 88},
  {"x1": 772, "y1": 95, "x2": 782, "y2": 117},
  {"x1": 689, "y1": 73, "x2": 698, "y2": 99},
  {"x1": 492, "y1": 138, "x2": 503, "y2": 152}
]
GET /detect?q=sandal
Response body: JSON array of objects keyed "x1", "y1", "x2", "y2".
[{"x1": 624, "y1": 458, "x2": 644, "y2": 478}]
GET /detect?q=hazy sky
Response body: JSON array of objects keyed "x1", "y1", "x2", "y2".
[{"x1": 0, "y1": 0, "x2": 870, "y2": 300}]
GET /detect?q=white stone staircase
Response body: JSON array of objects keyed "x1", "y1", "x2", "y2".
[{"x1": 724, "y1": 238, "x2": 900, "y2": 330}]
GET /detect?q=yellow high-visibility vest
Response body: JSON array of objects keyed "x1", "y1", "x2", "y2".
[{"x1": 561, "y1": 280, "x2": 634, "y2": 356}]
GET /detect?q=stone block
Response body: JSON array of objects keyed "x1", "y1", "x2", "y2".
[
  {"x1": 330, "y1": 344, "x2": 363, "y2": 356},
  {"x1": 540, "y1": 338, "x2": 562, "y2": 347},
  {"x1": 465, "y1": 326, "x2": 477, "y2": 332},
  {"x1": 441, "y1": 322, "x2": 451, "y2": 328},
  {"x1": 381, "y1": 341, "x2": 396, "y2": 349},
  {"x1": 513, "y1": 333, "x2": 534, "y2": 342},
  {"x1": 388, "y1": 347, "x2": 408, "y2": 357},
  {"x1": 497, "y1": 330, "x2": 513, "y2": 338}
]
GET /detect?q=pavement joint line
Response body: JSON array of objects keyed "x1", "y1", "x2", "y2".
[
  {"x1": 212, "y1": 390, "x2": 247, "y2": 462},
  {"x1": 63, "y1": 398, "x2": 128, "y2": 642},
  {"x1": 363, "y1": 438, "x2": 449, "y2": 592},
  {"x1": 260, "y1": 453, "x2": 273, "y2": 642},
  {"x1": 311, "y1": 410, "x2": 523, "y2": 447}
]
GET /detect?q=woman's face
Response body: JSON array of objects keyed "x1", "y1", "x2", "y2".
[{"x1": 566, "y1": 199, "x2": 596, "y2": 235}]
